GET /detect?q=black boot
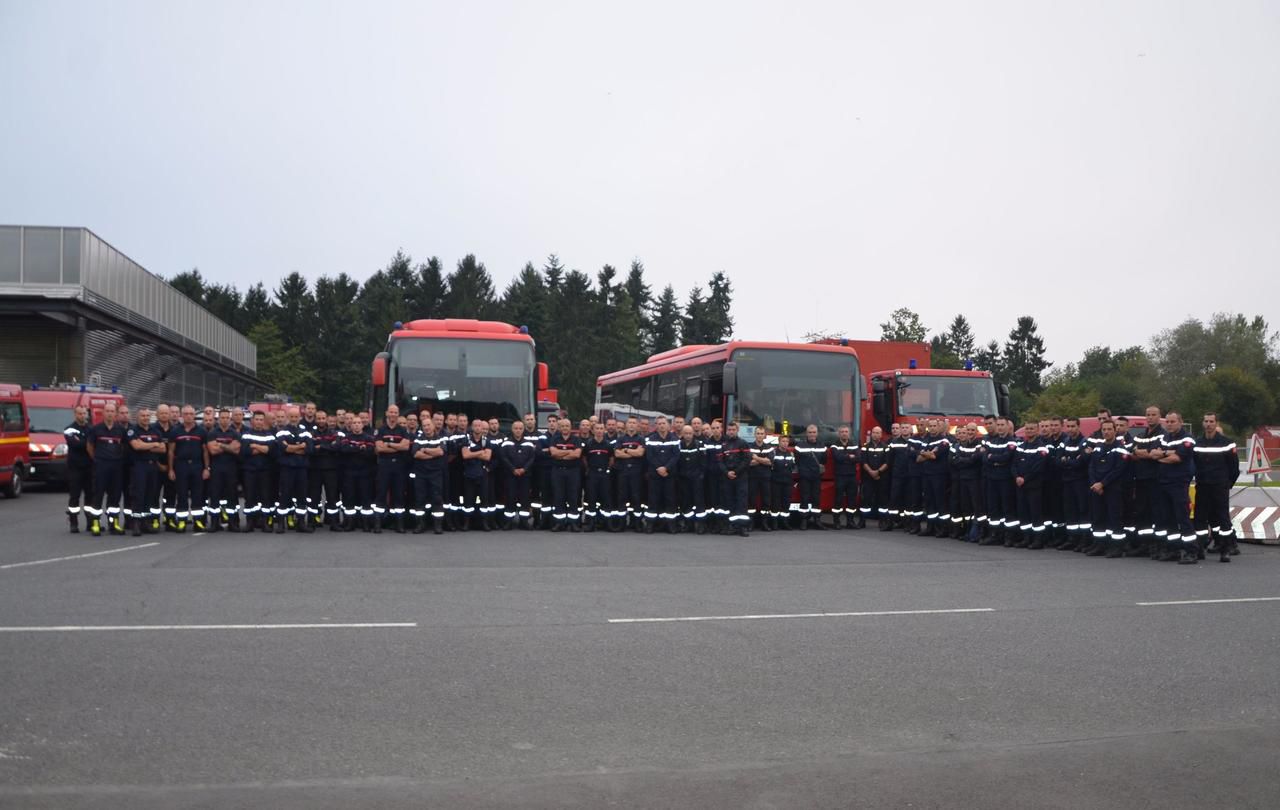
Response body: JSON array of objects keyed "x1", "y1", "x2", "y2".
[
  {"x1": 413, "y1": 516, "x2": 426, "y2": 534},
  {"x1": 274, "y1": 515, "x2": 285, "y2": 534},
  {"x1": 1177, "y1": 546, "x2": 1198, "y2": 565},
  {"x1": 433, "y1": 517, "x2": 444, "y2": 535},
  {"x1": 69, "y1": 514, "x2": 80, "y2": 534},
  {"x1": 372, "y1": 514, "x2": 383, "y2": 534},
  {"x1": 395, "y1": 515, "x2": 406, "y2": 534}
]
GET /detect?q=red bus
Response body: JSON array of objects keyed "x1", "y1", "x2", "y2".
[
  {"x1": 595, "y1": 341, "x2": 861, "y2": 446},
  {"x1": 369, "y1": 319, "x2": 551, "y2": 430}
]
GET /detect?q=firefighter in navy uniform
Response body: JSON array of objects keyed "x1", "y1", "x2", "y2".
[
  {"x1": 916, "y1": 419, "x2": 951, "y2": 537},
  {"x1": 275, "y1": 406, "x2": 314, "y2": 534},
  {"x1": 614, "y1": 418, "x2": 647, "y2": 531},
  {"x1": 309, "y1": 412, "x2": 342, "y2": 529},
  {"x1": 168, "y1": 406, "x2": 209, "y2": 533},
  {"x1": 747, "y1": 428, "x2": 775, "y2": 532},
  {"x1": 720, "y1": 421, "x2": 753, "y2": 537},
  {"x1": 1055, "y1": 417, "x2": 1091, "y2": 552},
  {"x1": 86, "y1": 402, "x2": 128, "y2": 536},
  {"x1": 859, "y1": 426, "x2": 890, "y2": 531},
  {"x1": 1194, "y1": 413, "x2": 1240, "y2": 562},
  {"x1": 948, "y1": 424, "x2": 983, "y2": 541},
  {"x1": 1130, "y1": 407, "x2": 1165, "y2": 557},
  {"x1": 582, "y1": 423, "x2": 616, "y2": 533},
  {"x1": 981, "y1": 418, "x2": 1018, "y2": 546},
  {"x1": 887, "y1": 424, "x2": 915, "y2": 531},
  {"x1": 1087, "y1": 420, "x2": 1131, "y2": 558},
  {"x1": 460, "y1": 419, "x2": 496, "y2": 531},
  {"x1": 676, "y1": 425, "x2": 705, "y2": 534},
  {"x1": 409, "y1": 418, "x2": 447, "y2": 535},
  {"x1": 1013, "y1": 421, "x2": 1049, "y2": 548},
  {"x1": 339, "y1": 415, "x2": 376, "y2": 531},
  {"x1": 644, "y1": 417, "x2": 680, "y2": 534},
  {"x1": 794, "y1": 424, "x2": 828, "y2": 530},
  {"x1": 830, "y1": 426, "x2": 860, "y2": 529},
  {"x1": 126, "y1": 409, "x2": 167, "y2": 536},
  {"x1": 703, "y1": 421, "x2": 725, "y2": 532},
  {"x1": 205, "y1": 408, "x2": 242, "y2": 532},
  {"x1": 153, "y1": 405, "x2": 178, "y2": 531},
  {"x1": 64, "y1": 406, "x2": 93, "y2": 533},
  {"x1": 769, "y1": 434, "x2": 797, "y2": 530},
  {"x1": 238, "y1": 412, "x2": 277, "y2": 532},
  {"x1": 549, "y1": 417, "x2": 584, "y2": 532},
  {"x1": 1153, "y1": 412, "x2": 1199, "y2": 564},
  {"x1": 499, "y1": 419, "x2": 538, "y2": 530},
  {"x1": 373, "y1": 406, "x2": 411, "y2": 534}
]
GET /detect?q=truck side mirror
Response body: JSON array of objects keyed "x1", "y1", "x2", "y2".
[
  {"x1": 997, "y1": 383, "x2": 1011, "y2": 418},
  {"x1": 722, "y1": 362, "x2": 738, "y2": 396},
  {"x1": 371, "y1": 352, "x2": 391, "y2": 387},
  {"x1": 536, "y1": 362, "x2": 549, "y2": 390}
]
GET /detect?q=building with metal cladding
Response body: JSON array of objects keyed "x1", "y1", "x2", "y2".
[{"x1": 0, "y1": 225, "x2": 265, "y2": 408}]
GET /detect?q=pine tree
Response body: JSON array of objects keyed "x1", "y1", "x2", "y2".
[
  {"x1": 413, "y1": 257, "x2": 446, "y2": 319},
  {"x1": 169, "y1": 269, "x2": 206, "y2": 303},
  {"x1": 624, "y1": 260, "x2": 653, "y2": 351},
  {"x1": 443, "y1": 254, "x2": 497, "y2": 319},
  {"x1": 1002, "y1": 316, "x2": 1051, "y2": 397},
  {"x1": 974, "y1": 340, "x2": 1003, "y2": 377},
  {"x1": 242, "y1": 282, "x2": 272, "y2": 328},
  {"x1": 272, "y1": 272, "x2": 316, "y2": 348},
  {"x1": 681, "y1": 286, "x2": 709, "y2": 344},
  {"x1": 704, "y1": 271, "x2": 734, "y2": 343},
  {"x1": 944, "y1": 315, "x2": 977, "y2": 362},
  {"x1": 650, "y1": 285, "x2": 682, "y2": 355},
  {"x1": 311, "y1": 273, "x2": 363, "y2": 407},
  {"x1": 501, "y1": 262, "x2": 549, "y2": 344},
  {"x1": 248, "y1": 320, "x2": 318, "y2": 400}
]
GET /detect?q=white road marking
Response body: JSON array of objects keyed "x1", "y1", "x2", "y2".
[
  {"x1": 608, "y1": 608, "x2": 994, "y2": 624},
  {"x1": 0, "y1": 622, "x2": 418, "y2": 633},
  {"x1": 0, "y1": 542, "x2": 161, "y2": 570},
  {"x1": 1136, "y1": 597, "x2": 1280, "y2": 606}
]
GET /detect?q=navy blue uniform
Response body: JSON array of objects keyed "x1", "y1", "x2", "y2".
[
  {"x1": 859, "y1": 439, "x2": 890, "y2": 525},
  {"x1": 829, "y1": 440, "x2": 860, "y2": 527},
  {"x1": 644, "y1": 431, "x2": 680, "y2": 530},
  {"x1": 583, "y1": 437, "x2": 615, "y2": 530},
  {"x1": 917, "y1": 434, "x2": 951, "y2": 535},
  {"x1": 239, "y1": 427, "x2": 277, "y2": 530},
  {"x1": 64, "y1": 419, "x2": 93, "y2": 529},
  {"x1": 87, "y1": 421, "x2": 128, "y2": 533},
  {"x1": 461, "y1": 434, "x2": 496, "y2": 528},
  {"x1": 205, "y1": 427, "x2": 241, "y2": 530},
  {"x1": 372, "y1": 423, "x2": 410, "y2": 529},
  {"x1": 770, "y1": 447, "x2": 797, "y2": 525},
  {"x1": 614, "y1": 431, "x2": 646, "y2": 527},
  {"x1": 720, "y1": 436, "x2": 753, "y2": 533},
  {"x1": 1130, "y1": 425, "x2": 1165, "y2": 547},
  {"x1": 1056, "y1": 433, "x2": 1091, "y2": 548},
  {"x1": 127, "y1": 422, "x2": 167, "y2": 532},
  {"x1": 550, "y1": 432, "x2": 584, "y2": 529},
  {"x1": 747, "y1": 439, "x2": 775, "y2": 527},
  {"x1": 499, "y1": 434, "x2": 538, "y2": 526},
  {"x1": 676, "y1": 437, "x2": 705, "y2": 529},
  {"x1": 793, "y1": 438, "x2": 827, "y2": 526},
  {"x1": 948, "y1": 438, "x2": 982, "y2": 539},
  {"x1": 1013, "y1": 436, "x2": 1049, "y2": 546},
  {"x1": 1194, "y1": 432, "x2": 1240, "y2": 552},
  {"x1": 1156, "y1": 429, "x2": 1197, "y2": 558},
  {"x1": 1088, "y1": 439, "x2": 1130, "y2": 551},
  {"x1": 275, "y1": 423, "x2": 313, "y2": 530},
  {"x1": 409, "y1": 430, "x2": 448, "y2": 531},
  {"x1": 981, "y1": 435, "x2": 1017, "y2": 542},
  {"x1": 340, "y1": 430, "x2": 376, "y2": 528}
]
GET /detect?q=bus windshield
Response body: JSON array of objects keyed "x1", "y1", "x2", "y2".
[
  {"x1": 28, "y1": 406, "x2": 75, "y2": 434},
  {"x1": 730, "y1": 348, "x2": 858, "y2": 444},
  {"x1": 897, "y1": 374, "x2": 998, "y2": 418},
  {"x1": 391, "y1": 338, "x2": 534, "y2": 425}
]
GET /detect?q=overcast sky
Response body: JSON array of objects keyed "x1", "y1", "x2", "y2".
[{"x1": 3, "y1": 1, "x2": 1277, "y2": 366}]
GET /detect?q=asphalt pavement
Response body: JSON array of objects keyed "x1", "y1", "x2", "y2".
[{"x1": 2, "y1": 490, "x2": 1278, "y2": 809}]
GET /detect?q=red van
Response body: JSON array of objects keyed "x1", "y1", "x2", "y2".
[
  {"x1": 0, "y1": 384, "x2": 32, "y2": 498},
  {"x1": 25, "y1": 385, "x2": 128, "y2": 485}
]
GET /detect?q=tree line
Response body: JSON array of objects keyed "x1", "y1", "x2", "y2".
[
  {"x1": 876, "y1": 307, "x2": 1280, "y2": 437},
  {"x1": 168, "y1": 253, "x2": 733, "y2": 417}
]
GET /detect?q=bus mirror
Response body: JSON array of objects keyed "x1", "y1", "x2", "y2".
[
  {"x1": 371, "y1": 352, "x2": 390, "y2": 387},
  {"x1": 856, "y1": 375, "x2": 866, "y2": 401},
  {"x1": 997, "y1": 383, "x2": 1011, "y2": 418},
  {"x1": 722, "y1": 362, "x2": 738, "y2": 396},
  {"x1": 871, "y1": 377, "x2": 886, "y2": 395},
  {"x1": 536, "y1": 362, "x2": 549, "y2": 390}
]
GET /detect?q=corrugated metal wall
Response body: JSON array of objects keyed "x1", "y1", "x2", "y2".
[
  {"x1": 83, "y1": 328, "x2": 263, "y2": 410},
  {"x1": 0, "y1": 317, "x2": 82, "y2": 387}
]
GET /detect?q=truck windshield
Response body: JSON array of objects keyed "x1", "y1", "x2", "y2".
[
  {"x1": 391, "y1": 338, "x2": 534, "y2": 426},
  {"x1": 897, "y1": 374, "x2": 998, "y2": 418},
  {"x1": 730, "y1": 348, "x2": 858, "y2": 444},
  {"x1": 28, "y1": 406, "x2": 74, "y2": 433}
]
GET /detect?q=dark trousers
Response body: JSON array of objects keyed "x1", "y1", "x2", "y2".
[
  {"x1": 161, "y1": 473, "x2": 177, "y2": 522},
  {"x1": 985, "y1": 477, "x2": 1016, "y2": 534},
  {"x1": 705, "y1": 472, "x2": 723, "y2": 521},
  {"x1": 677, "y1": 474, "x2": 705, "y2": 523},
  {"x1": 174, "y1": 461, "x2": 204, "y2": 524},
  {"x1": 726, "y1": 475, "x2": 749, "y2": 527},
  {"x1": 771, "y1": 480, "x2": 793, "y2": 522},
  {"x1": 617, "y1": 468, "x2": 645, "y2": 522},
  {"x1": 860, "y1": 475, "x2": 886, "y2": 520},
  {"x1": 243, "y1": 468, "x2": 272, "y2": 524},
  {"x1": 1062, "y1": 479, "x2": 1090, "y2": 537},
  {"x1": 1042, "y1": 475, "x2": 1063, "y2": 534},
  {"x1": 343, "y1": 470, "x2": 372, "y2": 519},
  {"x1": 91, "y1": 463, "x2": 124, "y2": 524},
  {"x1": 278, "y1": 465, "x2": 308, "y2": 518},
  {"x1": 1160, "y1": 481, "x2": 1195, "y2": 545},
  {"x1": 129, "y1": 462, "x2": 160, "y2": 523},
  {"x1": 921, "y1": 475, "x2": 947, "y2": 527},
  {"x1": 1090, "y1": 485, "x2": 1124, "y2": 543},
  {"x1": 309, "y1": 465, "x2": 340, "y2": 522},
  {"x1": 504, "y1": 472, "x2": 531, "y2": 521},
  {"x1": 534, "y1": 464, "x2": 553, "y2": 523},
  {"x1": 1016, "y1": 482, "x2": 1044, "y2": 538},
  {"x1": 833, "y1": 475, "x2": 857, "y2": 519},
  {"x1": 585, "y1": 470, "x2": 613, "y2": 523},
  {"x1": 798, "y1": 477, "x2": 821, "y2": 517},
  {"x1": 552, "y1": 466, "x2": 582, "y2": 525},
  {"x1": 949, "y1": 477, "x2": 981, "y2": 529},
  {"x1": 889, "y1": 473, "x2": 912, "y2": 521},
  {"x1": 647, "y1": 473, "x2": 676, "y2": 525},
  {"x1": 411, "y1": 470, "x2": 446, "y2": 520},
  {"x1": 748, "y1": 475, "x2": 771, "y2": 520},
  {"x1": 462, "y1": 474, "x2": 494, "y2": 524},
  {"x1": 1194, "y1": 482, "x2": 1232, "y2": 544},
  {"x1": 374, "y1": 464, "x2": 404, "y2": 517},
  {"x1": 208, "y1": 465, "x2": 239, "y2": 523},
  {"x1": 1134, "y1": 478, "x2": 1159, "y2": 540},
  {"x1": 67, "y1": 463, "x2": 93, "y2": 519}
]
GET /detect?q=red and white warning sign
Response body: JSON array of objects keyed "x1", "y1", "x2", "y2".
[{"x1": 1246, "y1": 434, "x2": 1272, "y2": 475}]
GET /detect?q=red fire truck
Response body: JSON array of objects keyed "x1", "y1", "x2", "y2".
[
  {"x1": 25, "y1": 383, "x2": 128, "y2": 486},
  {"x1": 0, "y1": 384, "x2": 32, "y2": 498},
  {"x1": 368, "y1": 319, "x2": 552, "y2": 429},
  {"x1": 814, "y1": 340, "x2": 1009, "y2": 436}
]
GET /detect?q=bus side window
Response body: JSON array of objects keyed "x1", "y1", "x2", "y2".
[
  {"x1": 656, "y1": 373, "x2": 679, "y2": 419},
  {"x1": 684, "y1": 378, "x2": 702, "y2": 421},
  {"x1": 705, "y1": 375, "x2": 723, "y2": 422}
]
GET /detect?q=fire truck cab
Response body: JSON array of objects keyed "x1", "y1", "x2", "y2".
[{"x1": 0, "y1": 384, "x2": 32, "y2": 498}]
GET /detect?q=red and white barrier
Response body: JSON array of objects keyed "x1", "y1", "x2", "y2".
[{"x1": 1231, "y1": 507, "x2": 1280, "y2": 544}]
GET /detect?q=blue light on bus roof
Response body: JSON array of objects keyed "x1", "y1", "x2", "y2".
[
  {"x1": 519, "y1": 325, "x2": 529, "y2": 334},
  {"x1": 80, "y1": 385, "x2": 86, "y2": 392},
  {"x1": 393, "y1": 321, "x2": 403, "y2": 330},
  {"x1": 111, "y1": 386, "x2": 119, "y2": 393},
  {"x1": 908, "y1": 358, "x2": 917, "y2": 369},
  {"x1": 964, "y1": 359, "x2": 974, "y2": 371}
]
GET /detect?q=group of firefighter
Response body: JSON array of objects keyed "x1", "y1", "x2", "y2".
[{"x1": 63, "y1": 400, "x2": 1241, "y2": 563}]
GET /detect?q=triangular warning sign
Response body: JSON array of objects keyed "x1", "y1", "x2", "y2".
[{"x1": 1246, "y1": 435, "x2": 1271, "y2": 474}]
